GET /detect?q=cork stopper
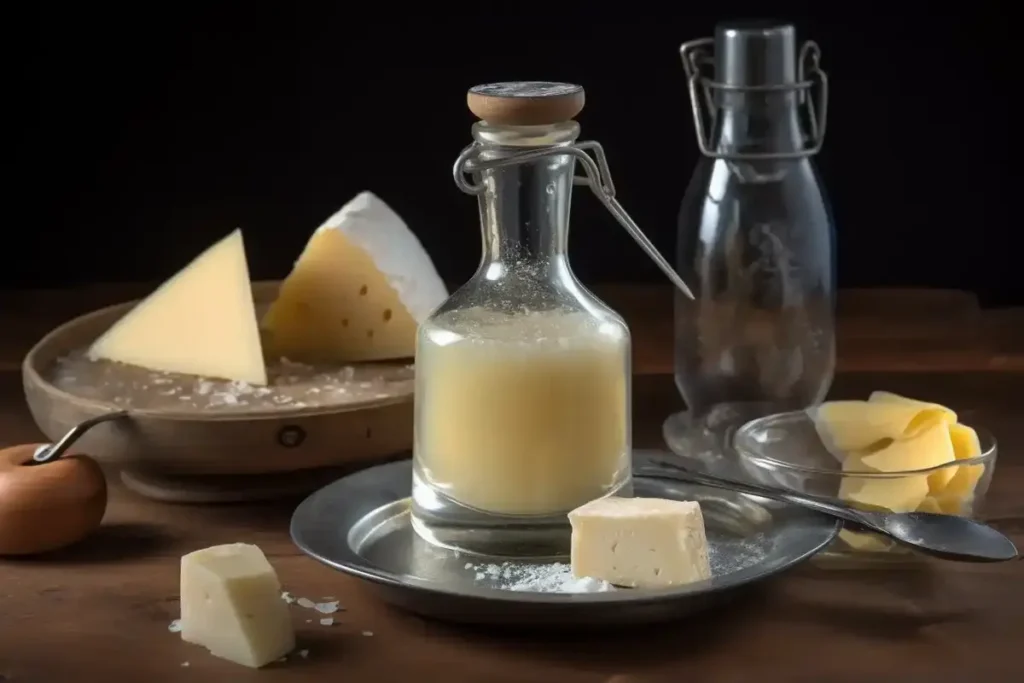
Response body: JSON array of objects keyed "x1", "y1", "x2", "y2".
[{"x1": 467, "y1": 82, "x2": 585, "y2": 126}]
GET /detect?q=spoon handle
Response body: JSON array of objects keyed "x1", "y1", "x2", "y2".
[{"x1": 636, "y1": 457, "x2": 875, "y2": 529}]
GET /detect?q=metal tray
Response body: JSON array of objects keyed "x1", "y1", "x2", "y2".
[{"x1": 290, "y1": 450, "x2": 839, "y2": 627}]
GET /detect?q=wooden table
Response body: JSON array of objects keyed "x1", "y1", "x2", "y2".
[{"x1": 1, "y1": 286, "x2": 1022, "y2": 682}]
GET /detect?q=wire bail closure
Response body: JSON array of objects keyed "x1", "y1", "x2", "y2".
[
  {"x1": 680, "y1": 38, "x2": 829, "y2": 161},
  {"x1": 453, "y1": 142, "x2": 695, "y2": 300}
]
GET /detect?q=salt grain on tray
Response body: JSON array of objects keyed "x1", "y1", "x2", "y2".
[
  {"x1": 48, "y1": 352, "x2": 414, "y2": 412},
  {"x1": 465, "y1": 562, "x2": 615, "y2": 594}
]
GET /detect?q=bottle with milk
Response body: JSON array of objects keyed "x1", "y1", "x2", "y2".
[{"x1": 411, "y1": 81, "x2": 696, "y2": 557}]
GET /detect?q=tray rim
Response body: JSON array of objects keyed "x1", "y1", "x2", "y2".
[
  {"x1": 22, "y1": 281, "x2": 414, "y2": 422},
  {"x1": 290, "y1": 452, "x2": 841, "y2": 606}
]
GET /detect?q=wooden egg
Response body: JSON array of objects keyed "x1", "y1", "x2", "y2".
[{"x1": 0, "y1": 443, "x2": 107, "y2": 556}]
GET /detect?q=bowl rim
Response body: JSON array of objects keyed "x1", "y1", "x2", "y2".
[{"x1": 733, "y1": 409, "x2": 997, "y2": 477}]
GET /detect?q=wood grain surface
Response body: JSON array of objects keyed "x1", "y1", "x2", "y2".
[{"x1": 0, "y1": 285, "x2": 1022, "y2": 682}]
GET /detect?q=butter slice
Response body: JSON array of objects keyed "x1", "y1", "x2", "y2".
[
  {"x1": 859, "y1": 418, "x2": 957, "y2": 493},
  {"x1": 569, "y1": 497, "x2": 712, "y2": 589},
  {"x1": 262, "y1": 191, "x2": 448, "y2": 363},
  {"x1": 180, "y1": 543, "x2": 295, "y2": 668},
  {"x1": 809, "y1": 400, "x2": 949, "y2": 453},
  {"x1": 88, "y1": 229, "x2": 267, "y2": 385}
]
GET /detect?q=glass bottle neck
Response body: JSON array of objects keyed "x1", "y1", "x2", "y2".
[
  {"x1": 712, "y1": 91, "x2": 804, "y2": 156},
  {"x1": 473, "y1": 122, "x2": 578, "y2": 281}
]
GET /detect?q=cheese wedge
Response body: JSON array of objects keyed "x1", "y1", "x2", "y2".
[
  {"x1": 859, "y1": 418, "x2": 957, "y2": 493},
  {"x1": 88, "y1": 229, "x2": 267, "y2": 385},
  {"x1": 262, "y1": 191, "x2": 448, "y2": 363},
  {"x1": 810, "y1": 400, "x2": 950, "y2": 453}
]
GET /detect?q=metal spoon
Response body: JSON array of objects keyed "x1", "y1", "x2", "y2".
[{"x1": 636, "y1": 457, "x2": 1019, "y2": 563}]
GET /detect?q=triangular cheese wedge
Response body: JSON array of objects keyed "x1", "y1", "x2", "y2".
[
  {"x1": 262, "y1": 191, "x2": 448, "y2": 363},
  {"x1": 88, "y1": 229, "x2": 267, "y2": 385}
]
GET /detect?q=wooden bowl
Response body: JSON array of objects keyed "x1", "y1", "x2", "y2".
[{"x1": 21, "y1": 282, "x2": 414, "y2": 502}]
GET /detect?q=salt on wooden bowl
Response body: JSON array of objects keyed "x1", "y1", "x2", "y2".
[{"x1": 21, "y1": 282, "x2": 414, "y2": 502}]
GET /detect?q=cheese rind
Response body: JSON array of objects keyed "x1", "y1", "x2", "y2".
[
  {"x1": 262, "y1": 191, "x2": 448, "y2": 363},
  {"x1": 87, "y1": 229, "x2": 267, "y2": 385},
  {"x1": 180, "y1": 543, "x2": 294, "y2": 668},
  {"x1": 568, "y1": 497, "x2": 712, "y2": 589}
]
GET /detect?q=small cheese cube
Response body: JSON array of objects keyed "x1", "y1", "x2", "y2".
[
  {"x1": 568, "y1": 497, "x2": 712, "y2": 589},
  {"x1": 180, "y1": 543, "x2": 295, "y2": 668}
]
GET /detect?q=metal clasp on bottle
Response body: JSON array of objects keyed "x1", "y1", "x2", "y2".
[
  {"x1": 453, "y1": 142, "x2": 695, "y2": 300},
  {"x1": 680, "y1": 38, "x2": 829, "y2": 161}
]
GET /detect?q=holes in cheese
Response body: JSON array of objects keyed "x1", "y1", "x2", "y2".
[
  {"x1": 87, "y1": 229, "x2": 268, "y2": 385},
  {"x1": 262, "y1": 191, "x2": 448, "y2": 364}
]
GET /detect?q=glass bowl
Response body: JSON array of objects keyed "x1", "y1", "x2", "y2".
[{"x1": 732, "y1": 410, "x2": 997, "y2": 561}]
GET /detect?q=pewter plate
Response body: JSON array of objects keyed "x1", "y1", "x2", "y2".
[{"x1": 290, "y1": 450, "x2": 839, "y2": 627}]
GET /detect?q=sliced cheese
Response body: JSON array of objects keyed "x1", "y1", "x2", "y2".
[
  {"x1": 180, "y1": 543, "x2": 294, "y2": 668},
  {"x1": 262, "y1": 191, "x2": 448, "y2": 363},
  {"x1": 838, "y1": 529, "x2": 894, "y2": 553},
  {"x1": 87, "y1": 229, "x2": 267, "y2": 385},
  {"x1": 859, "y1": 419, "x2": 957, "y2": 493},
  {"x1": 568, "y1": 497, "x2": 712, "y2": 589},
  {"x1": 809, "y1": 400, "x2": 949, "y2": 453},
  {"x1": 935, "y1": 423, "x2": 986, "y2": 513},
  {"x1": 837, "y1": 473, "x2": 929, "y2": 513},
  {"x1": 868, "y1": 390, "x2": 958, "y2": 424}
]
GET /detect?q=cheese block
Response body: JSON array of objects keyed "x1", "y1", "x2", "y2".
[
  {"x1": 809, "y1": 400, "x2": 950, "y2": 454},
  {"x1": 88, "y1": 229, "x2": 267, "y2": 385},
  {"x1": 568, "y1": 497, "x2": 712, "y2": 589},
  {"x1": 859, "y1": 419, "x2": 957, "y2": 493},
  {"x1": 262, "y1": 191, "x2": 448, "y2": 363},
  {"x1": 180, "y1": 543, "x2": 294, "y2": 668},
  {"x1": 868, "y1": 390, "x2": 958, "y2": 424}
]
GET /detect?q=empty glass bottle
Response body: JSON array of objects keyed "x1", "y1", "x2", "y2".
[{"x1": 664, "y1": 22, "x2": 837, "y2": 473}]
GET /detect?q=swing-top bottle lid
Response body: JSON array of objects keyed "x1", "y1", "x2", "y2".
[{"x1": 467, "y1": 82, "x2": 585, "y2": 126}]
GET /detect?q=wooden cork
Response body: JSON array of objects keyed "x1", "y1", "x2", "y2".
[{"x1": 467, "y1": 82, "x2": 585, "y2": 126}]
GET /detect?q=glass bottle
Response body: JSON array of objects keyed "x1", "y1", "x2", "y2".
[
  {"x1": 411, "y1": 82, "x2": 693, "y2": 557},
  {"x1": 664, "y1": 22, "x2": 837, "y2": 476}
]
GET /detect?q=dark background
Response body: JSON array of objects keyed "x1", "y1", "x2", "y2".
[{"x1": 22, "y1": 8, "x2": 1019, "y2": 304}]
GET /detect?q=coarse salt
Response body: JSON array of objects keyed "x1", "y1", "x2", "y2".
[{"x1": 466, "y1": 562, "x2": 615, "y2": 594}]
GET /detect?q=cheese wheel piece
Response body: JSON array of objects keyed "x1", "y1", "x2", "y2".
[
  {"x1": 88, "y1": 229, "x2": 267, "y2": 385},
  {"x1": 262, "y1": 191, "x2": 448, "y2": 363},
  {"x1": 859, "y1": 419, "x2": 957, "y2": 493},
  {"x1": 809, "y1": 400, "x2": 949, "y2": 453}
]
